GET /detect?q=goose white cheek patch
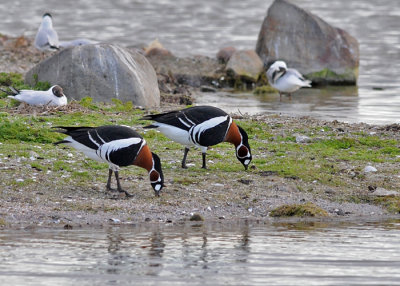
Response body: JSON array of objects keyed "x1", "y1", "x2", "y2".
[
  {"x1": 155, "y1": 184, "x2": 162, "y2": 191},
  {"x1": 244, "y1": 159, "x2": 251, "y2": 166}
]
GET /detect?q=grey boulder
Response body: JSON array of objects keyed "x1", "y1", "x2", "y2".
[
  {"x1": 256, "y1": 0, "x2": 359, "y2": 85},
  {"x1": 225, "y1": 50, "x2": 264, "y2": 82},
  {"x1": 25, "y1": 43, "x2": 160, "y2": 107}
]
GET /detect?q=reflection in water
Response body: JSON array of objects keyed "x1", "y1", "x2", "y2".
[
  {"x1": 1, "y1": 220, "x2": 399, "y2": 285},
  {"x1": 196, "y1": 85, "x2": 400, "y2": 125},
  {"x1": 196, "y1": 86, "x2": 359, "y2": 122}
]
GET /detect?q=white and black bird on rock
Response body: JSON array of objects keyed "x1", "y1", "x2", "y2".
[
  {"x1": 54, "y1": 125, "x2": 165, "y2": 197},
  {"x1": 35, "y1": 13, "x2": 60, "y2": 52},
  {"x1": 266, "y1": 61, "x2": 311, "y2": 100},
  {"x1": 141, "y1": 106, "x2": 252, "y2": 170},
  {"x1": 1, "y1": 85, "x2": 67, "y2": 107}
]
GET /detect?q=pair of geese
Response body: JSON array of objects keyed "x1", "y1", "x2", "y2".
[
  {"x1": 6, "y1": 13, "x2": 312, "y2": 197},
  {"x1": 3, "y1": 65, "x2": 310, "y2": 198}
]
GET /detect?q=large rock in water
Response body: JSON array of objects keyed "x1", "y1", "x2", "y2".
[
  {"x1": 256, "y1": 0, "x2": 359, "y2": 85},
  {"x1": 25, "y1": 44, "x2": 160, "y2": 107}
]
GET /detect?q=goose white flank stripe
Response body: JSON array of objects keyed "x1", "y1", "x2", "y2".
[
  {"x1": 2, "y1": 85, "x2": 67, "y2": 107},
  {"x1": 191, "y1": 115, "x2": 230, "y2": 144},
  {"x1": 34, "y1": 13, "x2": 59, "y2": 51},
  {"x1": 266, "y1": 60, "x2": 311, "y2": 100},
  {"x1": 141, "y1": 105, "x2": 252, "y2": 170},
  {"x1": 97, "y1": 138, "x2": 144, "y2": 165},
  {"x1": 54, "y1": 125, "x2": 165, "y2": 197}
]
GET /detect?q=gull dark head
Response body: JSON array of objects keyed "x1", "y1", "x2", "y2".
[
  {"x1": 236, "y1": 125, "x2": 252, "y2": 170},
  {"x1": 149, "y1": 152, "x2": 165, "y2": 196},
  {"x1": 51, "y1": 85, "x2": 65, "y2": 98},
  {"x1": 267, "y1": 60, "x2": 288, "y2": 84},
  {"x1": 43, "y1": 12, "x2": 52, "y2": 18}
]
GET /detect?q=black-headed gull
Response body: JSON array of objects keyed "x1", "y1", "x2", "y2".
[
  {"x1": 266, "y1": 61, "x2": 311, "y2": 100},
  {"x1": 34, "y1": 13, "x2": 59, "y2": 52},
  {"x1": 3, "y1": 85, "x2": 67, "y2": 107}
]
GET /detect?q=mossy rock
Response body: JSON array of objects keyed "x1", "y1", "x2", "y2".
[
  {"x1": 373, "y1": 196, "x2": 400, "y2": 214},
  {"x1": 189, "y1": 213, "x2": 204, "y2": 221},
  {"x1": 270, "y1": 202, "x2": 328, "y2": 217},
  {"x1": 253, "y1": 85, "x2": 277, "y2": 95},
  {"x1": 306, "y1": 68, "x2": 358, "y2": 86}
]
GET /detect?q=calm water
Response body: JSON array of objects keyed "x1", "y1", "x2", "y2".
[
  {"x1": 1, "y1": 220, "x2": 400, "y2": 285},
  {"x1": 1, "y1": 0, "x2": 400, "y2": 124}
]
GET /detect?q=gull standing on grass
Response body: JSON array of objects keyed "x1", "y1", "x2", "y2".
[
  {"x1": 34, "y1": 13, "x2": 60, "y2": 52},
  {"x1": 266, "y1": 61, "x2": 311, "y2": 100},
  {"x1": 1, "y1": 85, "x2": 67, "y2": 107}
]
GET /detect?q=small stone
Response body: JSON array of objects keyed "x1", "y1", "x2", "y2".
[
  {"x1": 212, "y1": 183, "x2": 224, "y2": 187},
  {"x1": 296, "y1": 135, "x2": 311, "y2": 143},
  {"x1": 63, "y1": 224, "x2": 73, "y2": 230},
  {"x1": 238, "y1": 179, "x2": 252, "y2": 185},
  {"x1": 370, "y1": 187, "x2": 398, "y2": 196},
  {"x1": 364, "y1": 166, "x2": 377, "y2": 173},
  {"x1": 216, "y1": 46, "x2": 236, "y2": 63},
  {"x1": 334, "y1": 208, "x2": 345, "y2": 216},
  {"x1": 200, "y1": 86, "x2": 217, "y2": 92},
  {"x1": 325, "y1": 189, "x2": 336, "y2": 195},
  {"x1": 189, "y1": 213, "x2": 204, "y2": 221},
  {"x1": 109, "y1": 218, "x2": 121, "y2": 224}
]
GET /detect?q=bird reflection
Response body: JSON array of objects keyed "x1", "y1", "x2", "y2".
[
  {"x1": 235, "y1": 221, "x2": 250, "y2": 263},
  {"x1": 106, "y1": 227, "x2": 125, "y2": 274},
  {"x1": 148, "y1": 230, "x2": 165, "y2": 267}
]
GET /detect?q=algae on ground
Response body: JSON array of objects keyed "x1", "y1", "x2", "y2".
[{"x1": 270, "y1": 202, "x2": 329, "y2": 217}]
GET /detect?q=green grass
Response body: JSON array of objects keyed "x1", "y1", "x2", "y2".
[
  {"x1": 0, "y1": 72, "x2": 51, "y2": 99},
  {"x1": 1, "y1": 72, "x2": 400, "y2": 213},
  {"x1": 373, "y1": 196, "x2": 400, "y2": 214}
]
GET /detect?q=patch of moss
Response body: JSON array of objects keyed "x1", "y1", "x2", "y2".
[
  {"x1": 306, "y1": 68, "x2": 358, "y2": 85},
  {"x1": 253, "y1": 85, "x2": 277, "y2": 95},
  {"x1": 78, "y1": 97, "x2": 99, "y2": 110},
  {"x1": 0, "y1": 72, "x2": 51, "y2": 98},
  {"x1": 0, "y1": 218, "x2": 7, "y2": 227},
  {"x1": 110, "y1": 98, "x2": 133, "y2": 112},
  {"x1": 270, "y1": 202, "x2": 329, "y2": 217},
  {"x1": 173, "y1": 177, "x2": 198, "y2": 186},
  {"x1": 373, "y1": 196, "x2": 400, "y2": 213}
]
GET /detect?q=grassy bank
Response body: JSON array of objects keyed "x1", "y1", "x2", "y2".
[{"x1": 0, "y1": 74, "x2": 400, "y2": 226}]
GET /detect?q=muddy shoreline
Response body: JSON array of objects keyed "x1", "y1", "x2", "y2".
[{"x1": 0, "y1": 35, "x2": 399, "y2": 229}]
